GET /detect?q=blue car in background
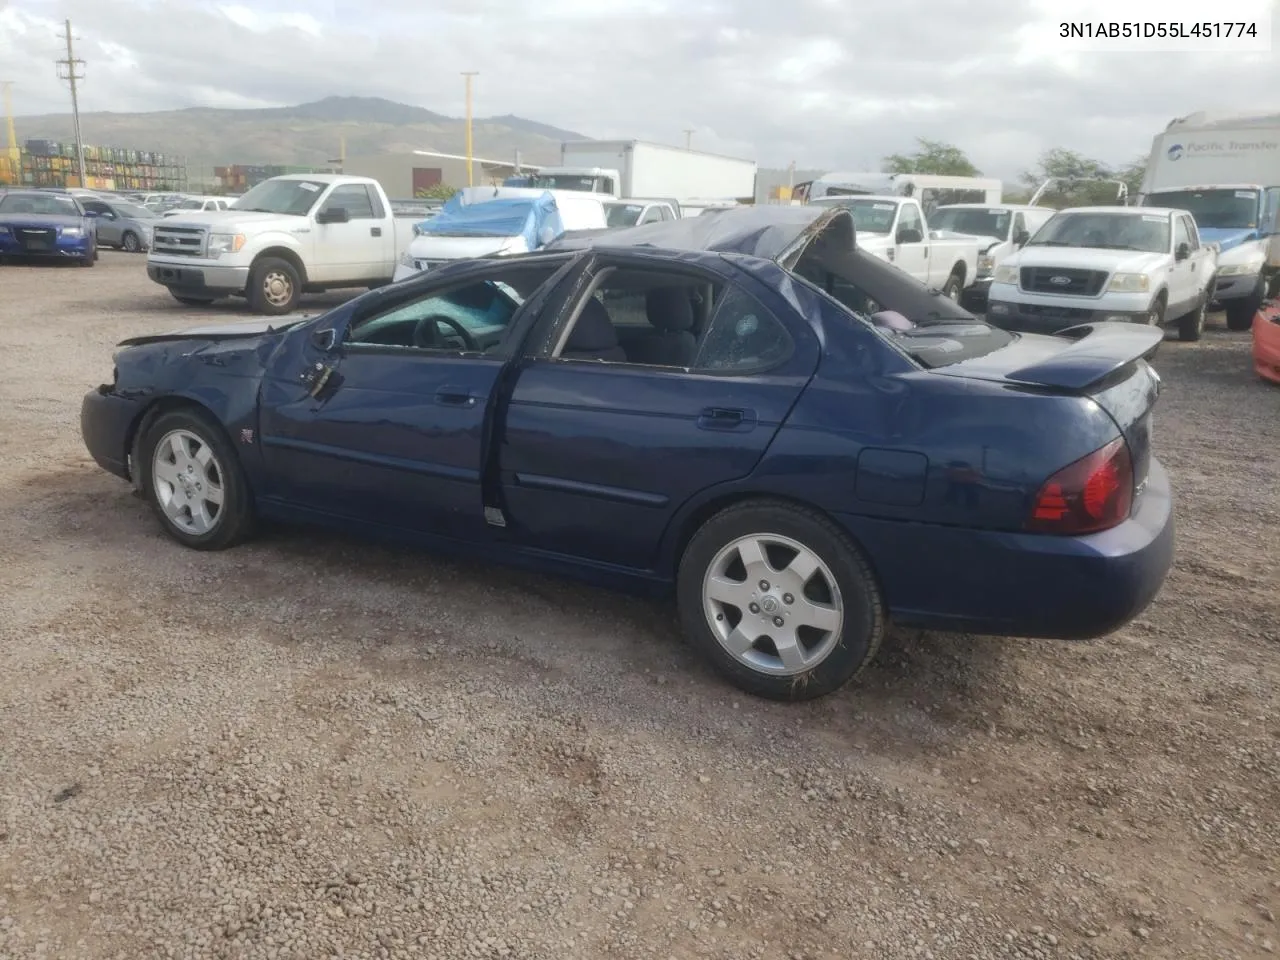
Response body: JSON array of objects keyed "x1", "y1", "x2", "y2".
[
  {"x1": 79, "y1": 205, "x2": 1174, "y2": 702},
  {"x1": 0, "y1": 189, "x2": 97, "y2": 266}
]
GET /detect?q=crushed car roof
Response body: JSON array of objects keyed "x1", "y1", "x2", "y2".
[{"x1": 545, "y1": 203, "x2": 853, "y2": 263}]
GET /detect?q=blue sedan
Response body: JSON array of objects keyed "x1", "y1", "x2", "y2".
[
  {"x1": 0, "y1": 189, "x2": 97, "y2": 265},
  {"x1": 80, "y1": 205, "x2": 1174, "y2": 701}
]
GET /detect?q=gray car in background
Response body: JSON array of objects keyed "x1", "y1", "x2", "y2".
[{"x1": 79, "y1": 197, "x2": 159, "y2": 253}]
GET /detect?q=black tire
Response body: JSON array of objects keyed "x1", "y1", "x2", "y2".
[
  {"x1": 1225, "y1": 278, "x2": 1263, "y2": 331},
  {"x1": 1147, "y1": 293, "x2": 1166, "y2": 327},
  {"x1": 170, "y1": 291, "x2": 216, "y2": 306},
  {"x1": 1177, "y1": 295, "x2": 1207, "y2": 342},
  {"x1": 122, "y1": 231, "x2": 141, "y2": 253},
  {"x1": 677, "y1": 500, "x2": 885, "y2": 701},
  {"x1": 137, "y1": 408, "x2": 254, "y2": 551},
  {"x1": 248, "y1": 256, "x2": 301, "y2": 315},
  {"x1": 941, "y1": 271, "x2": 963, "y2": 302},
  {"x1": 79, "y1": 252, "x2": 95, "y2": 268}
]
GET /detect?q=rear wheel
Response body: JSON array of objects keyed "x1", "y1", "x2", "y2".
[
  {"x1": 677, "y1": 500, "x2": 885, "y2": 701},
  {"x1": 122, "y1": 231, "x2": 141, "y2": 253},
  {"x1": 249, "y1": 256, "x2": 301, "y2": 315},
  {"x1": 138, "y1": 409, "x2": 254, "y2": 550},
  {"x1": 941, "y1": 271, "x2": 963, "y2": 302},
  {"x1": 1177, "y1": 295, "x2": 1207, "y2": 342}
]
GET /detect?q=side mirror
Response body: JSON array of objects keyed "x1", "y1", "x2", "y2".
[
  {"x1": 1013, "y1": 229, "x2": 1030, "y2": 247},
  {"x1": 316, "y1": 206, "x2": 349, "y2": 224},
  {"x1": 310, "y1": 327, "x2": 338, "y2": 351},
  {"x1": 84, "y1": 210, "x2": 99, "y2": 218},
  {"x1": 1174, "y1": 242, "x2": 1190, "y2": 261}
]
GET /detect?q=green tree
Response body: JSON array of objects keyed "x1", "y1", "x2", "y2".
[
  {"x1": 1019, "y1": 148, "x2": 1131, "y2": 208},
  {"x1": 882, "y1": 139, "x2": 981, "y2": 177},
  {"x1": 415, "y1": 183, "x2": 458, "y2": 200}
]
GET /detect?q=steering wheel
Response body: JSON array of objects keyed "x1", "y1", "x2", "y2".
[{"x1": 411, "y1": 314, "x2": 478, "y2": 351}]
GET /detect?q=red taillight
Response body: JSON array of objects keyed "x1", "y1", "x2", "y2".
[{"x1": 1026, "y1": 436, "x2": 1133, "y2": 535}]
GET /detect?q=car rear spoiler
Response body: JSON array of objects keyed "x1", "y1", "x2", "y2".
[{"x1": 1004, "y1": 322, "x2": 1164, "y2": 392}]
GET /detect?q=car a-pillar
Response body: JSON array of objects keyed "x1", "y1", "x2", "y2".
[{"x1": 248, "y1": 249, "x2": 305, "y2": 315}]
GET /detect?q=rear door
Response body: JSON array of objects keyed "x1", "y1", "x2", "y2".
[{"x1": 497, "y1": 253, "x2": 820, "y2": 570}]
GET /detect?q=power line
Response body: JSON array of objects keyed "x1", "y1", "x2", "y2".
[{"x1": 55, "y1": 18, "x2": 86, "y2": 187}]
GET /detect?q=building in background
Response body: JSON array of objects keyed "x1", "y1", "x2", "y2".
[
  {"x1": 755, "y1": 167, "x2": 827, "y2": 204},
  {"x1": 212, "y1": 164, "x2": 338, "y2": 193},
  {"x1": 343, "y1": 149, "x2": 542, "y2": 199},
  {"x1": 20, "y1": 138, "x2": 185, "y2": 191}
]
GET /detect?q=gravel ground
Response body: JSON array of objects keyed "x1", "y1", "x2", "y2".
[{"x1": 1, "y1": 251, "x2": 1278, "y2": 960}]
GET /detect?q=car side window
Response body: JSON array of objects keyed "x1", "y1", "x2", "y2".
[
  {"x1": 897, "y1": 203, "x2": 923, "y2": 241},
  {"x1": 345, "y1": 264, "x2": 562, "y2": 355},
  {"x1": 321, "y1": 184, "x2": 376, "y2": 220},
  {"x1": 82, "y1": 200, "x2": 112, "y2": 217},
  {"x1": 1012, "y1": 213, "x2": 1026, "y2": 238},
  {"x1": 549, "y1": 264, "x2": 792, "y2": 374},
  {"x1": 1182, "y1": 215, "x2": 1200, "y2": 249},
  {"x1": 1173, "y1": 216, "x2": 1192, "y2": 251},
  {"x1": 639, "y1": 205, "x2": 665, "y2": 225}
]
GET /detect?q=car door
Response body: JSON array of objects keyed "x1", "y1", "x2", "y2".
[
  {"x1": 1181, "y1": 214, "x2": 1212, "y2": 303},
  {"x1": 892, "y1": 202, "x2": 930, "y2": 283},
  {"x1": 496, "y1": 254, "x2": 820, "y2": 570},
  {"x1": 1170, "y1": 214, "x2": 1198, "y2": 313},
  {"x1": 255, "y1": 257, "x2": 574, "y2": 541},
  {"x1": 81, "y1": 199, "x2": 120, "y2": 245},
  {"x1": 309, "y1": 184, "x2": 382, "y2": 283}
]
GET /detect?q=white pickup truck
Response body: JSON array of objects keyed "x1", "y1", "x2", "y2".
[
  {"x1": 808, "y1": 195, "x2": 980, "y2": 299},
  {"x1": 985, "y1": 205, "x2": 1218, "y2": 342},
  {"x1": 146, "y1": 174, "x2": 417, "y2": 315}
]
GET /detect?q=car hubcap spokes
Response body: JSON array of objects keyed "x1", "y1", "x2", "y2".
[
  {"x1": 702, "y1": 533, "x2": 844, "y2": 676},
  {"x1": 152, "y1": 429, "x2": 225, "y2": 535},
  {"x1": 263, "y1": 272, "x2": 292, "y2": 306}
]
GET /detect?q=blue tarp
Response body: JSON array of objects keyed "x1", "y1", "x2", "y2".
[
  {"x1": 414, "y1": 191, "x2": 565, "y2": 250},
  {"x1": 1198, "y1": 227, "x2": 1259, "y2": 253}
]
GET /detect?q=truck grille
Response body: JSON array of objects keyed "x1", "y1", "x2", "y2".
[
  {"x1": 152, "y1": 225, "x2": 206, "y2": 258},
  {"x1": 1020, "y1": 267, "x2": 1108, "y2": 297},
  {"x1": 16, "y1": 227, "x2": 57, "y2": 252}
]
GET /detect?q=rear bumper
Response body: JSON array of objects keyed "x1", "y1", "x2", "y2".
[
  {"x1": 81, "y1": 387, "x2": 143, "y2": 481},
  {"x1": 837, "y1": 457, "x2": 1175, "y2": 639},
  {"x1": 1253, "y1": 302, "x2": 1280, "y2": 384},
  {"x1": 147, "y1": 259, "x2": 249, "y2": 296}
]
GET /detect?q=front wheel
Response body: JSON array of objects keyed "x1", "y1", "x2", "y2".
[
  {"x1": 170, "y1": 291, "x2": 216, "y2": 306},
  {"x1": 248, "y1": 256, "x2": 301, "y2": 315},
  {"x1": 677, "y1": 500, "x2": 885, "y2": 701},
  {"x1": 1226, "y1": 278, "x2": 1264, "y2": 331},
  {"x1": 122, "y1": 231, "x2": 141, "y2": 253},
  {"x1": 138, "y1": 408, "x2": 254, "y2": 550},
  {"x1": 1177, "y1": 295, "x2": 1207, "y2": 342}
]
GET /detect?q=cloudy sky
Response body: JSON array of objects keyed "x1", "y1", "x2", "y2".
[{"x1": 0, "y1": 0, "x2": 1276, "y2": 179}]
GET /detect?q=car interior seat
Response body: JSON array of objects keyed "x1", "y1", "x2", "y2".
[
  {"x1": 560, "y1": 297, "x2": 627, "y2": 362},
  {"x1": 625, "y1": 287, "x2": 699, "y2": 367}
]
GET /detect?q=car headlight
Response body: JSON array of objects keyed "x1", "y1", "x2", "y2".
[
  {"x1": 1107, "y1": 272, "x2": 1150, "y2": 293},
  {"x1": 61, "y1": 226, "x2": 85, "y2": 238},
  {"x1": 993, "y1": 264, "x2": 1019, "y2": 284},
  {"x1": 1217, "y1": 261, "x2": 1263, "y2": 277},
  {"x1": 399, "y1": 251, "x2": 417, "y2": 268},
  {"x1": 977, "y1": 254, "x2": 995, "y2": 274},
  {"x1": 207, "y1": 233, "x2": 245, "y2": 257}
]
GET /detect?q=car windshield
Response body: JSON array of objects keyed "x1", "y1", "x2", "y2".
[
  {"x1": 113, "y1": 202, "x2": 156, "y2": 219},
  {"x1": 231, "y1": 179, "x2": 328, "y2": 215},
  {"x1": 808, "y1": 198, "x2": 898, "y2": 234},
  {"x1": 1146, "y1": 189, "x2": 1259, "y2": 229},
  {"x1": 0, "y1": 193, "x2": 80, "y2": 216},
  {"x1": 605, "y1": 203, "x2": 645, "y2": 228},
  {"x1": 929, "y1": 207, "x2": 1011, "y2": 240},
  {"x1": 1027, "y1": 212, "x2": 1170, "y2": 253}
]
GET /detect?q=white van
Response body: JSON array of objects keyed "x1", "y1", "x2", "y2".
[{"x1": 807, "y1": 172, "x2": 1003, "y2": 216}]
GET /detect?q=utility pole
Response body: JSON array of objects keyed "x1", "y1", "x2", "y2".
[
  {"x1": 461, "y1": 71, "x2": 479, "y2": 187},
  {"x1": 683, "y1": 128, "x2": 694, "y2": 149},
  {"x1": 55, "y1": 19, "x2": 87, "y2": 188},
  {"x1": 1, "y1": 82, "x2": 19, "y2": 180}
]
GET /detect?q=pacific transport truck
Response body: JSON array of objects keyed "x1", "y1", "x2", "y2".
[
  {"x1": 510, "y1": 140, "x2": 758, "y2": 206},
  {"x1": 1138, "y1": 111, "x2": 1280, "y2": 329}
]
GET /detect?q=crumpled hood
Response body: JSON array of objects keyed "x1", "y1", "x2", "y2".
[
  {"x1": 1197, "y1": 227, "x2": 1258, "y2": 253},
  {"x1": 118, "y1": 317, "x2": 303, "y2": 348},
  {"x1": 1009, "y1": 245, "x2": 1169, "y2": 274}
]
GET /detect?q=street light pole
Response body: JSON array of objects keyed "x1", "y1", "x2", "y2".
[
  {"x1": 461, "y1": 71, "x2": 479, "y2": 187},
  {"x1": 683, "y1": 128, "x2": 694, "y2": 149}
]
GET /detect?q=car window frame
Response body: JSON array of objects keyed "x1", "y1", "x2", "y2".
[
  {"x1": 540, "y1": 254, "x2": 796, "y2": 378},
  {"x1": 320, "y1": 183, "x2": 378, "y2": 220}
]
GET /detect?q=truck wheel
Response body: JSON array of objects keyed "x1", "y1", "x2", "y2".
[
  {"x1": 1147, "y1": 293, "x2": 1166, "y2": 327},
  {"x1": 171, "y1": 291, "x2": 215, "y2": 306},
  {"x1": 249, "y1": 257, "x2": 301, "y2": 315},
  {"x1": 1177, "y1": 295, "x2": 1207, "y2": 342},
  {"x1": 941, "y1": 271, "x2": 963, "y2": 302},
  {"x1": 1226, "y1": 278, "x2": 1264, "y2": 331}
]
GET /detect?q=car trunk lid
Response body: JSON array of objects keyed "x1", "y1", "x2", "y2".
[{"x1": 936, "y1": 321, "x2": 1162, "y2": 495}]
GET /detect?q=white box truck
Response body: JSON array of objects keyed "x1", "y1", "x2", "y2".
[
  {"x1": 1138, "y1": 111, "x2": 1280, "y2": 329},
  {"x1": 518, "y1": 140, "x2": 758, "y2": 208}
]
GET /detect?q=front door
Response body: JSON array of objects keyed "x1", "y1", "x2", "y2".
[
  {"x1": 892, "y1": 202, "x2": 930, "y2": 283},
  {"x1": 256, "y1": 259, "x2": 571, "y2": 541},
  {"x1": 498, "y1": 254, "x2": 818, "y2": 571},
  {"x1": 81, "y1": 199, "x2": 120, "y2": 245},
  {"x1": 309, "y1": 183, "x2": 383, "y2": 283},
  {"x1": 1170, "y1": 214, "x2": 1198, "y2": 313}
]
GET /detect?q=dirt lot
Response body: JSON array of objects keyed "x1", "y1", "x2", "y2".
[{"x1": 0, "y1": 251, "x2": 1277, "y2": 960}]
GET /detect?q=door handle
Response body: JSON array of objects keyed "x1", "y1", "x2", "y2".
[
  {"x1": 371, "y1": 226, "x2": 382, "y2": 237},
  {"x1": 697, "y1": 407, "x2": 753, "y2": 430},
  {"x1": 435, "y1": 387, "x2": 478, "y2": 407}
]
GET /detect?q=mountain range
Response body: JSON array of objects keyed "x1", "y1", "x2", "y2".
[{"x1": 13, "y1": 96, "x2": 590, "y2": 174}]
